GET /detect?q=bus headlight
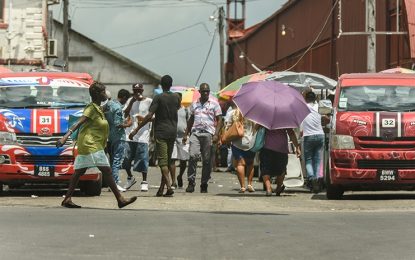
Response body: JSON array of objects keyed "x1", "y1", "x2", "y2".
[
  {"x1": 331, "y1": 135, "x2": 355, "y2": 149},
  {"x1": 0, "y1": 131, "x2": 17, "y2": 145}
]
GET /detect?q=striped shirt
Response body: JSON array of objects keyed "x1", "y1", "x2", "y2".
[{"x1": 190, "y1": 99, "x2": 222, "y2": 135}]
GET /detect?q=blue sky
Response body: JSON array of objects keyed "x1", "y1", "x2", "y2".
[{"x1": 53, "y1": 0, "x2": 287, "y2": 90}]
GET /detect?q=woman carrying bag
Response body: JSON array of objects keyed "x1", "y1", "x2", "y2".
[{"x1": 223, "y1": 108, "x2": 257, "y2": 193}]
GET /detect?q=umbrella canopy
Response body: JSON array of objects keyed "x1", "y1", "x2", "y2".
[
  {"x1": 379, "y1": 67, "x2": 415, "y2": 74},
  {"x1": 266, "y1": 71, "x2": 337, "y2": 90},
  {"x1": 233, "y1": 81, "x2": 311, "y2": 130},
  {"x1": 218, "y1": 71, "x2": 272, "y2": 100}
]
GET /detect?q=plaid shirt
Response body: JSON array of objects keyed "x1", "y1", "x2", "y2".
[{"x1": 190, "y1": 99, "x2": 222, "y2": 135}]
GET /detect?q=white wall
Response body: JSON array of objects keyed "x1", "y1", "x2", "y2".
[{"x1": 0, "y1": 0, "x2": 46, "y2": 70}]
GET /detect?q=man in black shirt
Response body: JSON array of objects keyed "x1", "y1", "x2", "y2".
[{"x1": 129, "y1": 75, "x2": 181, "y2": 197}]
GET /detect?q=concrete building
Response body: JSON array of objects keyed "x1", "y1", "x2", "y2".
[
  {"x1": 49, "y1": 20, "x2": 160, "y2": 97},
  {"x1": 0, "y1": 0, "x2": 52, "y2": 71},
  {"x1": 226, "y1": 0, "x2": 415, "y2": 83}
]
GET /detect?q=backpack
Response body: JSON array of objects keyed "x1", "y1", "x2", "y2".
[{"x1": 249, "y1": 126, "x2": 265, "y2": 153}]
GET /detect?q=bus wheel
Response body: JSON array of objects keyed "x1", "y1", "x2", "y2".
[{"x1": 325, "y1": 171, "x2": 344, "y2": 200}]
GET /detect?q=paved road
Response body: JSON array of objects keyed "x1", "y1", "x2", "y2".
[
  {"x1": 2, "y1": 167, "x2": 415, "y2": 213},
  {"x1": 1, "y1": 167, "x2": 415, "y2": 259}
]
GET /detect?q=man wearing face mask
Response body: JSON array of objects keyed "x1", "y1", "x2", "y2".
[{"x1": 122, "y1": 83, "x2": 153, "y2": 192}]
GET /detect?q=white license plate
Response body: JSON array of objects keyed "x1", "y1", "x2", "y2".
[{"x1": 377, "y1": 169, "x2": 397, "y2": 181}]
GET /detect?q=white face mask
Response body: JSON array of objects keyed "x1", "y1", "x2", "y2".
[{"x1": 100, "y1": 99, "x2": 109, "y2": 107}]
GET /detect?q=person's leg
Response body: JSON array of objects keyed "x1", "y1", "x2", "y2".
[
  {"x1": 133, "y1": 143, "x2": 149, "y2": 191},
  {"x1": 275, "y1": 153, "x2": 288, "y2": 196},
  {"x1": 98, "y1": 166, "x2": 137, "y2": 208},
  {"x1": 170, "y1": 159, "x2": 177, "y2": 188},
  {"x1": 186, "y1": 134, "x2": 200, "y2": 192},
  {"x1": 311, "y1": 135, "x2": 324, "y2": 193},
  {"x1": 159, "y1": 139, "x2": 174, "y2": 196},
  {"x1": 262, "y1": 175, "x2": 272, "y2": 196},
  {"x1": 246, "y1": 158, "x2": 255, "y2": 192},
  {"x1": 112, "y1": 140, "x2": 126, "y2": 185},
  {"x1": 303, "y1": 136, "x2": 315, "y2": 181},
  {"x1": 177, "y1": 160, "x2": 187, "y2": 188},
  {"x1": 61, "y1": 168, "x2": 87, "y2": 208},
  {"x1": 156, "y1": 138, "x2": 173, "y2": 196},
  {"x1": 312, "y1": 136, "x2": 324, "y2": 179},
  {"x1": 123, "y1": 142, "x2": 135, "y2": 178},
  {"x1": 235, "y1": 158, "x2": 246, "y2": 192},
  {"x1": 199, "y1": 134, "x2": 213, "y2": 191}
]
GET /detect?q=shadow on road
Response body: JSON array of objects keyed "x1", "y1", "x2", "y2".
[{"x1": 310, "y1": 192, "x2": 415, "y2": 200}]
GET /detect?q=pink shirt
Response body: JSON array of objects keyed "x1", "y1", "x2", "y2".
[{"x1": 263, "y1": 129, "x2": 289, "y2": 153}]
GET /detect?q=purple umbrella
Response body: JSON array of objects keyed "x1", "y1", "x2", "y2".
[{"x1": 233, "y1": 81, "x2": 311, "y2": 129}]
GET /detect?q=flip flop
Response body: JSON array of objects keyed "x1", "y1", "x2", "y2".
[
  {"x1": 275, "y1": 185, "x2": 286, "y2": 196},
  {"x1": 61, "y1": 201, "x2": 81, "y2": 208},
  {"x1": 118, "y1": 196, "x2": 138, "y2": 208}
]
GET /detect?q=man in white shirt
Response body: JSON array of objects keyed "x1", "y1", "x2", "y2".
[
  {"x1": 123, "y1": 83, "x2": 153, "y2": 192},
  {"x1": 300, "y1": 91, "x2": 325, "y2": 194}
]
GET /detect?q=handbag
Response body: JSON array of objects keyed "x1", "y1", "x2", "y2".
[
  {"x1": 249, "y1": 126, "x2": 265, "y2": 152},
  {"x1": 68, "y1": 114, "x2": 81, "y2": 141},
  {"x1": 221, "y1": 119, "x2": 244, "y2": 144}
]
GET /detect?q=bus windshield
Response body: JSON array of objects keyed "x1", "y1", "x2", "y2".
[
  {"x1": 338, "y1": 85, "x2": 415, "y2": 112},
  {"x1": 0, "y1": 85, "x2": 90, "y2": 108}
]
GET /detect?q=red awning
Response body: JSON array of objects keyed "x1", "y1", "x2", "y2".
[{"x1": 405, "y1": 0, "x2": 415, "y2": 59}]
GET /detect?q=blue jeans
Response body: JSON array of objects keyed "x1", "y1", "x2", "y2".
[
  {"x1": 303, "y1": 135, "x2": 324, "y2": 181},
  {"x1": 109, "y1": 140, "x2": 126, "y2": 183}
]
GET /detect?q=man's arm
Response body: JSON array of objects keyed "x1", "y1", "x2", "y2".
[
  {"x1": 182, "y1": 114, "x2": 194, "y2": 144},
  {"x1": 128, "y1": 111, "x2": 155, "y2": 140},
  {"x1": 287, "y1": 128, "x2": 301, "y2": 158},
  {"x1": 123, "y1": 97, "x2": 135, "y2": 118}
]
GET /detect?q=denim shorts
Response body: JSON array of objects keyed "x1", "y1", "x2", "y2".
[
  {"x1": 124, "y1": 142, "x2": 149, "y2": 173},
  {"x1": 231, "y1": 145, "x2": 255, "y2": 161}
]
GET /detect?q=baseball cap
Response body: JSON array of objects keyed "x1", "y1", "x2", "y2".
[{"x1": 132, "y1": 83, "x2": 144, "y2": 90}]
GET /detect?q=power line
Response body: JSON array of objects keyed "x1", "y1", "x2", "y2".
[
  {"x1": 110, "y1": 22, "x2": 211, "y2": 49},
  {"x1": 195, "y1": 28, "x2": 217, "y2": 86}
]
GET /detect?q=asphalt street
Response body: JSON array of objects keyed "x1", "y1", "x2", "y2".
[{"x1": 1, "y1": 167, "x2": 415, "y2": 259}]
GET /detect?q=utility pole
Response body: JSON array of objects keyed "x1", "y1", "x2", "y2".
[
  {"x1": 367, "y1": 0, "x2": 376, "y2": 72},
  {"x1": 63, "y1": 0, "x2": 69, "y2": 71},
  {"x1": 218, "y1": 6, "x2": 225, "y2": 89}
]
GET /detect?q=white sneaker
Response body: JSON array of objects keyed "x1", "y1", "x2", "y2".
[
  {"x1": 140, "y1": 181, "x2": 149, "y2": 192},
  {"x1": 124, "y1": 177, "x2": 137, "y2": 190},
  {"x1": 117, "y1": 184, "x2": 126, "y2": 192}
]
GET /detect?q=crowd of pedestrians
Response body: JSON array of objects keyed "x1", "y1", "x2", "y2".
[{"x1": 57, "y1": 76, "x2": 328, "y2": 208}]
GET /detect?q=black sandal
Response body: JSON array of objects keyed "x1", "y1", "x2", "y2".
[
  {"x1": 275, "y1": 185, "x2": 285, "y2": 196},
  {"x1": 61, "y1": 200, "x2": 81, "y2": 208},
  {"x1": 118, "y1": 196, "x2": 137, "y2": 208},
  {"x1": 163, "y1": 189, "x2": 174, "y2": 197}
]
